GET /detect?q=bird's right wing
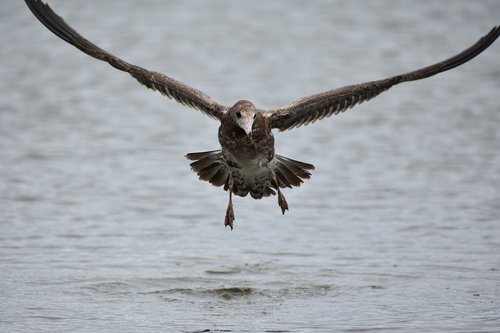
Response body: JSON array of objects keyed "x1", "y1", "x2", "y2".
[
  {"x1": 25, "y1": 0, "x2": 228, "y2": 120},
  {"x1": 267, "y1": 26, "x2": 499, "y2": 131}
]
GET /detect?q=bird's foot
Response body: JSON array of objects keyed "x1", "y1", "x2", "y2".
[
  {"x1": 224, "y1": 202, "x2": 235, "y2": 230},
  {"x1": 278, "y1": 191, "x2": 289, "y2": 215}
]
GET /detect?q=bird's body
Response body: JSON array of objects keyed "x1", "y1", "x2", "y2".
[
  {"x1": 188, "y1": 100, "x2": 314, "y2": 227},
  {"x1": 219, "y1": 101, "x2": 275, "y2": 171},
  {"x1": 25, "y1": 0, "x2": 499, "y2": 229}
]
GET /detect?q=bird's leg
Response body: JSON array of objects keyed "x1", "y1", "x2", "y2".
[
  {"x1": 277, "y1": 186, "x2": 289, "y2": 215},
  {"x1": 224, "y1": 174, "x2": 235, "y2": 230},
  {"x1": 279, "y1": 190, "x2": 289, "y2": 214},
  {"x1": 269, "y1": 168, "x2": 288, "y2": 215}
]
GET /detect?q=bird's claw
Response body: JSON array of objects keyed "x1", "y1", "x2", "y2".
[
  {"x1": 278, "y1": 191, "x2": 289, "y2": 215},
  {"x1": 224, "y1": 203, "x2": 235, "y2": 230}
]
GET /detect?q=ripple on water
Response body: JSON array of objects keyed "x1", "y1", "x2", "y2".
[{"x1": 81, "y1": 278, "x2": 336, "y2": 302}]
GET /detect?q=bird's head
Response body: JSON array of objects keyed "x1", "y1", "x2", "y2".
[{"x1": 230, "y1": 100, "x2": 257, "y2": 136}]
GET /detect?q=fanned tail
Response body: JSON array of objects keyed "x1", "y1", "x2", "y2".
[
  {"x1": 244, "y1": 154, "x2": 314, "y2": 199},
  {"x1": 186, "y1": 150, "x2": 315, "y2": 199},
  {"x1": 274, "y1": 154, "x2": 315, "y2": 189},
  {"x1": 186, "y1": 150, "x2": 229, "y2": 187}
]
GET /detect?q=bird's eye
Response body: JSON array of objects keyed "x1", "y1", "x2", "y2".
[
  {"x1": 253, "y1": 114, "x2": 257, "y2": 119},
  {"x1": 236, "y1": 111, "x2": 242, "y2": 118}
]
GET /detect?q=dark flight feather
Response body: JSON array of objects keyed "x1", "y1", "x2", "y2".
[
  {"x1": 25, "y1": 0, "x2": 227, "y2": 120},
  {"x1": 268, "y1": 26, "x2": 499, "y2": 131}
]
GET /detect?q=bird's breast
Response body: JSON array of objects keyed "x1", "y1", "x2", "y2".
[{"x1": 218, "y1": 118, "x2": 275, "y2": 167}]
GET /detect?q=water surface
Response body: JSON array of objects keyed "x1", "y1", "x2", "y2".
[{"x1": 1, "y1": 1, "x2": 499, "y2": 332}]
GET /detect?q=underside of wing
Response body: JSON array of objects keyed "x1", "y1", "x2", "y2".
[
  {"x1": 25, "y1": 0, "x2": 227, "y2": 120},
  {"x1": 268, "y1": 26, "x2": 499, "y2": 131}
]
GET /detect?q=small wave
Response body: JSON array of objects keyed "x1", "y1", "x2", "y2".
[
  {"x1": 83, "y1": 278, "x2": 336, "y2": 302},
  {"x1": 205, "y1": 268, "x2": 242, "y2": 275},
  {"x1": 81, "y1": 281, "x2": 131, "y2": 294},
  {"x1": 209, "y1": 287, "x2": 253, "y2": 300}
]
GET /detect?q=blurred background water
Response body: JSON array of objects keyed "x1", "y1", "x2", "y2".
[{"x1": 1, "y1": 1, "x2": 499, "y2": 332}]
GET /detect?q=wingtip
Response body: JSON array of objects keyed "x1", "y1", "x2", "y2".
[
  {"x1": 485, "y1": 25, "x2": 500, "y2": 41},
  {"x1": 494, "y1": 25, "x2": 500, "y2": 37}
]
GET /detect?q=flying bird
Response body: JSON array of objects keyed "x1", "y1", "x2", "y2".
[{"x1": 25, "y1": 0, "x2": 499, "y2": 229}]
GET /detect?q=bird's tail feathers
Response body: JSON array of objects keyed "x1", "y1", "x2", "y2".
[
  {"x1": 273, "y1": 154, "x2": 315, "y2": 189},
  {"x1": 186, "y1": 150, "x2": 315, "y2": 198},
  {"x1": 186, "y1": 150, "x2": 229, "y2": 187}
]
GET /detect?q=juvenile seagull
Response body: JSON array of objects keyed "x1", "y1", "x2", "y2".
[{"x1": 25, "y1": 0, "x2": 499, "y2": 229}]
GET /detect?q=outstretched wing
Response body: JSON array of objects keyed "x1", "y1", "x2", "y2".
[
  {"x1": 25, "y1": 0, "x2": 227, "y2": 120},
  {"x1": 268, "y1": 26, "x2": 499, "y2": 131}
]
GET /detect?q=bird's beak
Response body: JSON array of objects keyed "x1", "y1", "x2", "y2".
[{"x1": 242, "y1": 117, "x2": 253, "y2": 136}]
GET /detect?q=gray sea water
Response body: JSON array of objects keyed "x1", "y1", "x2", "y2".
[{"x1": 1, "y1": 1, "x2": 500, "y2": 332}]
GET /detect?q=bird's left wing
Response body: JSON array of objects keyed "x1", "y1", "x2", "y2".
[
  {"x1": 25, "y1": 0, "x2": 227, "y2": 120},
  {"x1": 267, "y1": 26, "x2": 499, "y2": 131}
]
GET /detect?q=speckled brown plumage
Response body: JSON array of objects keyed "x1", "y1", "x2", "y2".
[{"x1": 25, "y1": 0, "x2": 499, "y2": 229}]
